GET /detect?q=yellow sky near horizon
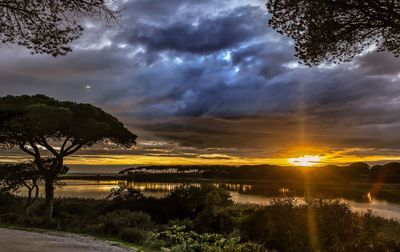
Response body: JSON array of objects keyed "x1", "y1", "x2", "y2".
[
  {"x1": 1, "y1": 144, "x2": 400, "y2": 168},
  {"x1": 2, "y1": 152, "x2": 399, "y2": 167}
]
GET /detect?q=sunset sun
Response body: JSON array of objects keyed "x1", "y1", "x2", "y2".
[{"x1": 288, "y1": 155, "x2": 321, "y2": 167}]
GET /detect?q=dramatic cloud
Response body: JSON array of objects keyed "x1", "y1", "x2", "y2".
[
  {"x1": 1, "y1": 0, "x2": 400, "y2": 169},
  {"x1": 124, "y1": 6, "x2": 267, "y2": 54}
]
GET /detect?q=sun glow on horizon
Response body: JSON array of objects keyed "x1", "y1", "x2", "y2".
[{"x1": 288, "y1": 155, "x2": 322, "y2": 167}]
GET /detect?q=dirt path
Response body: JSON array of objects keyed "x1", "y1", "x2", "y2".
[{"x1": 0, "y1": 228, "x2": 136, "y2": 252}]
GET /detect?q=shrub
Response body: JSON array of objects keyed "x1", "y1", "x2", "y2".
[
  {"x1": 0, "y1": 192, "x2": 22, "y2": 215},
  {"x1": 162, "y1": 185, "x2": 233, "y2": 221},
  {"x1": 119, "y1": 227, "x2": 148, "y2": 244},
  {"x1": 194, "y1": 205, "x2": 240, "y2": 234},
  {"x1": 84, "y1": 224, "x2": 103, "y2": 234},
  {"x1": 152, "y1": 225, "x2": 264, "y2": 252},
  {"x1": 99, "y1": 210, "x2": 153, "y2": 235},
  {"x1": 108, "y1": 187, "x2": 144, "y2": 202},
  {"x1": 238, "y1": 198, "x2": 400, "y2": 252},
  {"x1": 0, "y1": 212, "x2": 22, "y2": 223},
  {"x1": 54, "y1": 200, "x2": 95, "y2": 216}
]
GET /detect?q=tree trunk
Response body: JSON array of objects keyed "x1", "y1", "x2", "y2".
[
  {"x1": 44, "y1": 178, "x2": 55, "y2": 222},
  {"x1": 24, "y1": 187, "x2": 33, "y2": 217},
  {"x1": 25, "y1": 203, "x2": 32, "y2": 217},
  {"x1": 25, "y1": 184, "x2": 39, "y2": 217}
]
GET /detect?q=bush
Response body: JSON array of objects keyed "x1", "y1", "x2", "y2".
[
  {"x1": 54, "y1": 199, "x2": 95, "y2": 216},
  {"x1": 161, "y1": 185, "x2": 233, "y2": 221},
  {"x1": 0, "y1": 192, "x2": 22, "y2": 215},
  {"x1": 0, "y1": 212, "x2": 22, "y2": 223},
  {"x1": 119, "y1": 227, "x2": 148, "y2": 244},
  {"x1": 108, "y1": 187, "x2": 144, "y2": 202},
  {"x1": 194, "y1": 205, "x2": 240, "y2": 234},
  {"x1": 151, "y1": 225, "x2": 264, "y2": 252},
  {"x1": 238, "y1": 198, "x2": 400, "y2": 252},
  {"x1": 99, "y1": 210, "x2": 153, "y2": 235}
]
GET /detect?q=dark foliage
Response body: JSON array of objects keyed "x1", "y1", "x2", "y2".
[
  {"x1": 267, "y1": 0, "x2": 400, "y2": 65},
  {"x1": 0, "y1": 94, "x2": 137, "y2": 221},
  {"x1": 108, "y1": 187, "x2": 145, "y2": 202},
  {"x1": 107, "y1": 185, "x2": 233, "y2": 224},
  {"x1": 0, "y1": 95, "x2": 137, "y2": 151},
  {"x1": 0, "y1": 162, "x2": 45, "y2": 216},
  {"x1": 0, "y1": 191, "x2": 21, "y2": 215},
  {"x1": 238, "y1": 198, "x2": 400, "y2": 252},
  {"x1": 99, "y1": 210, "x2": 153, "y2": 235},
  {"x1": 1, "y1": 186, "x2": 400, "y2": 251},
  {"x1": 0, "y1": 1, "x2": 120, "y2": 56},
  {"x1": 0, "y1": 162, "x2": 41, "y2": 192}
]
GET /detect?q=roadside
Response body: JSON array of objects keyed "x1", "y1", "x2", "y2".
[{"x1": 0, "y1": 227, "x2": 138, "y2": 252}]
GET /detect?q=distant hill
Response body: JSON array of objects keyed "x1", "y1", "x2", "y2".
[
  {"x1": 371, "y1": 162, "x2": 400, "y2": 182},
  {"x1": 113, "y1": 162, "x2": 400, "y2": 183}
]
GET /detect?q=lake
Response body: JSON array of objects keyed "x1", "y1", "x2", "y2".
[{"x1": 21, "y1": 179, "x2": 400, "y2": 220}]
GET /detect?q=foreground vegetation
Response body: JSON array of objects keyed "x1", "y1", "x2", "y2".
[{"x1": 1, "y1": 185, "x2": 400, "y2": 252}]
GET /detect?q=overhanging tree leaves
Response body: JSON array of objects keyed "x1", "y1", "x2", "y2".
[
  {"x1": 0, "y1": 94, "x2": 137, "y2": 221},
  {"x1": 267, "y1": 0, "x2": 400, "y2": 65},
  {"x1": 0, "y1": 0, "x2": 120, "y2": 56},
  {"x1": 0, "y1": 162, "x2": 44, "y2": 216}
]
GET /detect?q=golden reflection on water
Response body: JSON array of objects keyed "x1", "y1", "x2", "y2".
[
  {"x1": 366, "y1": 192, "x2": 372, "y2": 203},
  {"x1": 279, "y1": 187, "x2": 290, "y2": 196},
  {"x1": 124, "y1": 181, "x2": 188, "y2": 192},
  {"x1": 212, "y1": 183, "x2": 253, "y2": 192}
]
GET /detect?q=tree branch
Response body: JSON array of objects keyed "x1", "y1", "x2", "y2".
[
  {"x1": 64, "y1": 143, "x2": 84, "y2": 156},
  {"x1": 62, "y1": 143, "x2": 77, "y2": 155},
  {"x1": 28, "y1": 140, "x2": 41, "y2": 158},
  {"x1": 19, "y1": 144, "x2": 36, "y2": 157},
  {"x1": 60, "y1": 137, "x2": 71, "y2": 152},
  {"x1": 39, "y1": 137, "x2": 60, "y2": 157}
]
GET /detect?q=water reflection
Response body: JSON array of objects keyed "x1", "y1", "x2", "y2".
[
  {"x1": 16, "y1": 180, "x2": 400, "y2": 219},
  {"x1": 365, "y1": 192, "x2": 372, "y2": 203},
  {"x1": 213, "y1": 183, "x2": 253, "y2": 192},
  {"x1": 125, "y1": 181, "x2": 194, "y2": 192},
  {"x1": 279, "y1": 188, "x2": 290, "y2": 196}
]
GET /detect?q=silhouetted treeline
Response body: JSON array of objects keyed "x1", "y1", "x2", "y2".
[
  {"x1": 371, "y1": 163, "x2": 400, "y2": 183},
  {"x1": 118, "y1": 162, "x2": 400, "y2": 184}
]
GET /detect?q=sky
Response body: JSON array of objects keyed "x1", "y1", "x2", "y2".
[{"x1": 2, "y1": 0, "x2": 400, "y2": 172}]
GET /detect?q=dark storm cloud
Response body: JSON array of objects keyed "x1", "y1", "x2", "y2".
[
  {"x1": 1, "y1": 0, "x2": 400, "y2": 163},
  {"x1": 128, "y1": 60, "x2": 400, "y2": 151},
  {"x1": 124, "y1": 6, "x2": 267, "y2": 54}
]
